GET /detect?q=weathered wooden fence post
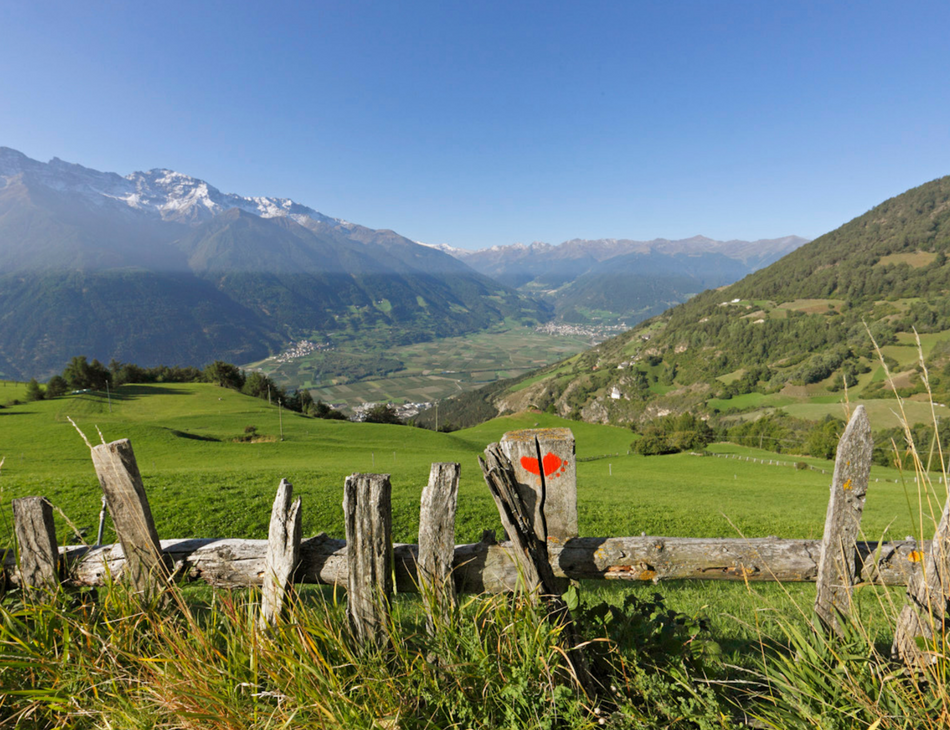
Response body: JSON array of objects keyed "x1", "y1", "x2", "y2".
[
  {"x1": 90, "y1": 439, "x2": 168, "y2": 597},
  {"x1": 12, "y1": 497, "x2": 60, "y2": 595},
  {"x1": 260, "y1": 479, "x2": 302, "y2": 628},
  {"x1": 499, "y1": 428, "x2": 578, "y2": 543},
  {"x1": 893, "y1": 481, "x2": 950, "y2": 663},
  {"x1": 418, "y1": 462, "x2": 460, "y2": 634},
  {"x1": 480, "y1": 439, "x2": 602, "y2": 698},
  {"x1": 813, "y1": 405, "x2": 874, "y2": 633},
  {"x1": 343, "y1": 473, "x2": 393, "y2": 645}
]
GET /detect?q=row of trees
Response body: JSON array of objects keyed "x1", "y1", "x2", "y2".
[
  {"x1": 632, "y1": 412, "x2": 715, "y2": 456},
  {"x1": 632, "y1": 411, "x2": 847, "y2": 460},
  {"x1": 23, "y1": 356, "x2": 349, "y2": 421}
]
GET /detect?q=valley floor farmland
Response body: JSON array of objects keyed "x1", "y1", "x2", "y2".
[{"x1": 246, "y1": 323, "x2": 595, "y2": 412}]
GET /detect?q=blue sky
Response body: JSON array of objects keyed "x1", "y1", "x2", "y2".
[{"x1": 2, "y1": 1, "x2": 948, "y2": 249}]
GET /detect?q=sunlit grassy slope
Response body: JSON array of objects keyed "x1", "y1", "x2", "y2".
[
  {"x1": 0, "y1": 383, "x2": 931, "y2": 549},
  {"x1": 0, "y1": 380, "x2": 29, "y2": 405}
]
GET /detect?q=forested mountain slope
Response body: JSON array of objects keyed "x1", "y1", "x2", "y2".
[{"x1": 482, "y1": 176, "x2": 950, "y2": 426}]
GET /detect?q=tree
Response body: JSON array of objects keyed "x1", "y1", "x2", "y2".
[
  {"x1": 362, "y1": 403, "x2": 403, "y2": 425},
  {"x1": 242, "y1": 371, "x2": 273, "y2": 399},
  {"x1": 632, "y1": 412, "x2": 714, "y2": 455},
  {"x1": 62, "y1": 356, "x2": 111, "y2": 390},
  {"x1": 46, "y1": 375, "x2": 69, "y2": 398},
  {"x1": 64, "y1": 356, "x2": 94, "y2": 390},
  {"x1": 203, "y1": 360, "x2": 245, "y2": 390},
  {"x1": 311, "y1": 399, "x2": 348, "y2": 420},
  {"x1": 25, "y1": 378, "x2": 44, "y2": 402},
  {"x1": 280, "y1": 388, "x2": 316, "y2": 414},
  {"x1": 806, "y1": 418, "x2": 842, "y2": 460},
  {"x1": 113, "y1": 362, "x2": 147, "y2": 386}
]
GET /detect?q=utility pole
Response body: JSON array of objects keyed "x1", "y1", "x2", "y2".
[
  {"x1": 106, "y1": 380, "x2": 112, "y2": 413},
  {"x1": 278, "y1": 398, "x2": 284, "y2": 441}
]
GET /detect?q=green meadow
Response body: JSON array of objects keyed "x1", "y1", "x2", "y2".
[
  {"x1": 0, "y1": 383, "x2": 931, "y2": 549},
  {"x1": 0, "y1": 380, "x2": 29, "y2": 406},
  {"x1": 2, "y1": 383, "x2": 946, "y2": 727}
]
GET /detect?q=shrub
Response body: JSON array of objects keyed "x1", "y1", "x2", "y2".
[{"x1": 24, "y1": 377, "x2": 44, "y2": 402}]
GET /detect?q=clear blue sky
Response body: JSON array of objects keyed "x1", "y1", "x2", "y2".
[{"x1": 2, "y1": 1, "x2": 948, "y2": 249}]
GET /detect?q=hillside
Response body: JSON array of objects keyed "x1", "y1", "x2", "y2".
[
  {"x1": 0, "y1": 382, "x2": 920, "y2": 547},
  {"x1": 0, "y1": 380, "x2": 937, "y2": 730},
  {"x1": 552, "y1": 250, "x2": 750, "y2": 324},
  {"x1": 478, "y1": 176, "x2": 950, "y2": 427},
  {"x1": 0, "y1": 148, "x2": 548, "y2": 380}
]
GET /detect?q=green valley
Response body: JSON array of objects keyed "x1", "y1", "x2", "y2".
[{"x1": 246, "y1": 323, "x2": 596, "y2": 413}]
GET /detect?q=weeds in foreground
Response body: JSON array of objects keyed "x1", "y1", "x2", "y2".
[
  {"x1": 0, "y1": 579, "x2": 732, "y2": 729},
  {"x1": 751, "y1": 611, "x2": 950, "y2": 730}
]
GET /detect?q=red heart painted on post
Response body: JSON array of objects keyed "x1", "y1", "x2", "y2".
[
  {"x1": 520, "y1": 455, "x2": 541, "y2": 475},
  {"x1": 520, "y1": 453, "x2": 564, "y2": 478},
  {"x1": 542, "y1": 452, "x2": 563, "y2": 477}
]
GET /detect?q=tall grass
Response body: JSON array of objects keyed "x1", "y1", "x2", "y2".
[
  {"x1": 747, "y1": 330, "x2": 950, "y2": 729},
  {"x1": 0, "y1": 579, "x2": 732, "y2": 729}
]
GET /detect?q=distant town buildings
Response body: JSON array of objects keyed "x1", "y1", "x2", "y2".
[
  {"x1": 273, "y1": 340, "x2": 332, "y2": 364},
  {"x1": 533, "y1": 322, "x2": 628, "y2": 342},
  {"x1": 352, "y1": 400, "x2": 433, "y2": 422}
]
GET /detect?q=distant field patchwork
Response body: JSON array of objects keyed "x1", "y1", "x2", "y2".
[{"x1": 254, "y1": 325, "x2": 593, "y2": 408}]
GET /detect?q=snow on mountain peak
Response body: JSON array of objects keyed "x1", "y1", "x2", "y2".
[
  {"x1": 417, "y1": 241, "x2": 471, "y2": 256},
  {"x1": 0, "y1": 147, "x2": 341, "y2": 228}
]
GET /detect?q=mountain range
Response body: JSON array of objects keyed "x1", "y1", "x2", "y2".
[
  {"x1": 429, "y1": 235, "x2": 808, "y2": 325},
  {"x1": 0, "y1": 148, "x2": 546, "y2": 379},
  {"x1": 0, "y1": 146, "x2": 808, "y2": 385}
]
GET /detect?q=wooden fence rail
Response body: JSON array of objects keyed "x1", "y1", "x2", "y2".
[{"x1": 0, "y1": 534, "x2": 928, "y2": 592}]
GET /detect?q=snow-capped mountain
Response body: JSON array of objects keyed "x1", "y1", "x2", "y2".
[
  {"x1": 415, "y1": 241, "x2": 472, "y2": 257},
  {"x1": 0, "y1": 146, "x2": 341, "y2": 227},
  {"x1": 0, "y1": 147, "x2": 549, "y2": 380}
]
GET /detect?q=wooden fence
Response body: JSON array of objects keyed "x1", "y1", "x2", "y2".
[{"x1": 3, "y1": 406, "x2": 949, "y2": 671}]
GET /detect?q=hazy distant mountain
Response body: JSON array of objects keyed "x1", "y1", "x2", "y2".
[
  {"x1": 431, "y1": 235, "x2": 808, "y2": 324},
  {"x1": 0, "y1": 148, "x2": 548, "y2": 379}
]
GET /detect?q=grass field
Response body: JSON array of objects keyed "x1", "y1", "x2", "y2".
[
  {"x1": 0, "y1": 380, "x2": 29, "y2": 406},
  {"x1": 3, "y1": 383, "x2": 946, "y2": 726},
  {"x1": 0, "y1": 382, "x2": 937, "y2": 559},
  {"x1": 248, "y1": 324, "x2": 593, "y2": 409},
  {"x1": 780, "y1": 397, "x2": 946, "y2": 429},
  {"x1": 1, "y1": 383, "x2": 936, "y2": 545}
]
